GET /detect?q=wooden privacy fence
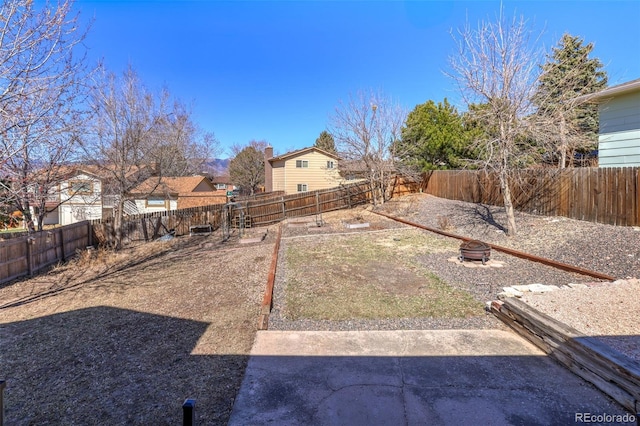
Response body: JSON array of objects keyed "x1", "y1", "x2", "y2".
[
  {"x1": 0, "y1": 221, "x2": 93, "y2": 285},
  {"x1": 422, "y1": 167, "x2": 640, "y2": 227},
  {"x1": 5, "y1": 167, "x2": 637, "y2": 283},
  {"x1": 92, "y1": 181, "x2": 372, "y2": 245},
  {"x1": 244, "y1": 181, "x2": 371, "y2": 227},
  {"x1": 93, "y1": 204, "x2": 227, "y2": 245}
]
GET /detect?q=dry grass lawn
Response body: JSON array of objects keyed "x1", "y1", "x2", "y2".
[
  {"x1": 282, "y1": 228, "x2": 484, "y2": 321},
  {"x1": 0, "y1": 228, "x2": 276, "y2": 425}
]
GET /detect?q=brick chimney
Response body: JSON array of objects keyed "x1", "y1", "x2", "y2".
[{"x1": 264, "y1": 146, "x2": 273, "y2": 192}]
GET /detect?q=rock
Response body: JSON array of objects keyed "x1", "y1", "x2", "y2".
[
  {"x1": 512, "y1": 283, "x2": 558, "y2": 293},
  {"x1": 567, "y1": 283, "x2": 588, "y2": 289},
  {"x1": 526, "y1": 283, "x2": 559, "y2": 293},
  {"x1": 501, "y1": 287, "x2": 524, "y2": 297},
  {"x1": 512, "y1": 285, "x2": 531, "y2": 292}
]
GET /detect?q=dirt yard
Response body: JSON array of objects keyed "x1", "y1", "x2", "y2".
[
  {"x1": 0, "y1": 229, "x2": 276, "y2": 425},
  {"x1": 2, "y1": 195, "x2": 636, "y2": 424},
  {"x1": 0, "y1": 205, "x2": 493, "y2": 425}
]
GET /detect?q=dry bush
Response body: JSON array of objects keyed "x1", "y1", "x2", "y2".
[
  {"x1": 437, "y1": 215, "x2": 455, "y2": 231},
  {"x1": 47, "y1": 239, "x2": 178, "y2": 283}
]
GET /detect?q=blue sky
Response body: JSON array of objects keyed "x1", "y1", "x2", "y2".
[{"x1": 73, "y1": 0, "x2": 640, "y2": 158}]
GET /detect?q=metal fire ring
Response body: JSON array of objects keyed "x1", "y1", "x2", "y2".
[{"x1": 459, "y1": 240, "x2": 491, "y2": 265}]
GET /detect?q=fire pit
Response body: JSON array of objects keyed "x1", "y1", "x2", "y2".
[{"x1": 459, "y1": 240, "x2": 491, "y2": 264}]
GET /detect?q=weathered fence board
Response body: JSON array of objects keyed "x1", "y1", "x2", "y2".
[
  {"x1": 422, "y1": 167, "x2": 640, "y2": 227},
  {"x1": 3, "y1": 169, "x2": 638, "y2": 285},
  {"x1": 0, "y1": 221, "x2": 92, "y2": 285}
]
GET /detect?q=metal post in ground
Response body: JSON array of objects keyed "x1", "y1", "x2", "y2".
[
  {"x1": 1, "y1": 380, "x2": 6, "y2": 426},
  {"x1": 182, "y1": 398, "x2": 195, "y2": 426}
]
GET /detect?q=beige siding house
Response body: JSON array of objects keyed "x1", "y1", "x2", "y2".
[
  {"x1": 29, "y1": 168, "x2": 104, "y2": 227},
  {"x1": 265, "y1": 146, "x2": 341, "y2": 194}
]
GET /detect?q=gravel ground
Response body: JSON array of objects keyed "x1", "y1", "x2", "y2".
[
  {"x1": 268, "y1": 194, "x2": 639, "y2": 361},
  {"x1": 379, "y1": 194, "x2": 640, "y2": 361},
  {"x1": 519, "y1": 279, "x2": 640, "y2": 362}
]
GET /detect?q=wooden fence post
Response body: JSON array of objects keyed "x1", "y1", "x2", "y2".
[
  {"x1": 281, "y1": 197, "x2": 286, "y2": 220},
  {"x1": 637, "y1": 168, "x2": 640, "y2": 226},
  {"x1": 141, "y1": 218, "x2": 149, "y2": 241},
  {"x1": 26, "y1": 237, "x2": 34, "y2": 276},
  {"x1": 59, "y1": 228, "x2": 66, "y2": 262},
  {"x1": 152, "y1": 217, "x2": 163, "y2": 239}
]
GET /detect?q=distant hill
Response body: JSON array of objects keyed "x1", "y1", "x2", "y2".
[{"x1": 205, "y1": 158, "x2": 230, "y2": 175}]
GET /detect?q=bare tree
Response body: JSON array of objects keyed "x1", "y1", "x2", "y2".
[
  {"x1": 447, "y1": 8, "x2": 543, "y2": 235},
  {"x1": 84, "y1": 66, "x2": 173, "y2": 249},
  {"x1": 228, "y1": 140, "x2": 268, "y2": 196},
  {"x1": 330, "y1": 90, "x2": 406, "y2": 205},
  {"x1": 148, "y1": 98, "x2": 221, "y2": 176},
  {"x1": 0, "y1": 0, "x2": 90, "y2": 231}
]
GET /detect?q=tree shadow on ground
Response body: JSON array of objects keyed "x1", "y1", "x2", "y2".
[
  {"x1": 0, "y1": 306, "x2": 247, "y2": 425},
  {"x1": 471, "y1": 204, "x2": 508, "y2": 233},
  {"x1": 440, "y1": 202, "x2": 508, "y2": 234}
]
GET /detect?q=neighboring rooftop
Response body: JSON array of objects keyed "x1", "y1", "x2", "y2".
[
  {"x1": 268, "y1": 146, "x2": 339, "y2": 162},
  {"x1": 579, "y1": 77, "x2": 640, "y2": 102}
]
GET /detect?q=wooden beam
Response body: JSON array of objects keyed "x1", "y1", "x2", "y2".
[{"x1": 493, "y1": 297, "x2": 640, "y2": 413}]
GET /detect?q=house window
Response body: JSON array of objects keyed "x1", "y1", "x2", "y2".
[
  {"x1": 326, "y1": 161, "x2": 334, "y2": 169},
  {"x1": 146, "y1": 197, "x2": 165, "y2": 207},
  {"x1": 297, "y1": 184, "x2": 308, "y2": 192},
  {"x1": 69, "y1": 181, "x2": 92, "y2": 195},
  {"x1": 216, "y1": 183, "x2": 227, "y2": 190},
  {"x1": 296, "y1": 160, "x2": 309, "y2": 168}
]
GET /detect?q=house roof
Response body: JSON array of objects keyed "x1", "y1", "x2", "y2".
[
  {"x1": 54, "y1": 165, "x2": 104, "y2": 180},
  {"x1": 177, "y1": 192, "x2": 227, "y2": 208},
  {"x1": 56, "y1": 164, "x2": 157, "y2": 181},
  {"x1": 578, "y1": 78, "x2": 640, "y2": 103},
  {"x1": 269, "y1": 146, "x2": 340, "y2": 163},
  {"x1": 211, "y1": 175, "x2": 232, "y2": 184},
  {"x1": 130, "y1": 176, "x2": 215, "y2": 196}
]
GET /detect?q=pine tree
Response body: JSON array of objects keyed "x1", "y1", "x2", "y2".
[
  {"x1": 534, "y1": 33, "x2": 607, "y2": 167},
  {"x1": 397, "y1": 99, "x2": 471, "y2": 171},
  {"x1": 314, "y1": 130, "x2": 337, "y2": 154}
]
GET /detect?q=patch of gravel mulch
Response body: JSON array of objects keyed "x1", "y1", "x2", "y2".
[
  {"x1": 270, "y1": 195, "x2": 639, "y2": 364},
  {"x1": 376, "y1": 194, "x2": 640, "y2": 362},
  {"x1": 519, "y1": 279, "x2": 640, "y2": 362},
  {"x1": 379, "y1": 193, "x2": 639, "y2": 280}
]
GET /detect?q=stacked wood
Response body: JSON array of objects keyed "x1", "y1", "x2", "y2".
[{"x1": 492, "y1": 298, "x2": 640, "y2": 414}]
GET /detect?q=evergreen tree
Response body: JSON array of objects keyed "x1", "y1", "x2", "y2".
[
  {"x1": 397, "y1": 99, "x2": 471, "y2": 171},
  {"x1": 314, "y1": 130, "x2": 336, "y2": 154},
  {"x1": 534, "y1": 33, "x2": 607, "y2": 167}
]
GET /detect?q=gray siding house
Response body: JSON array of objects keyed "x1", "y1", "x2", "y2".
[{"x1": 585, "y1": 78, "x2": 640, "y2": 167}]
